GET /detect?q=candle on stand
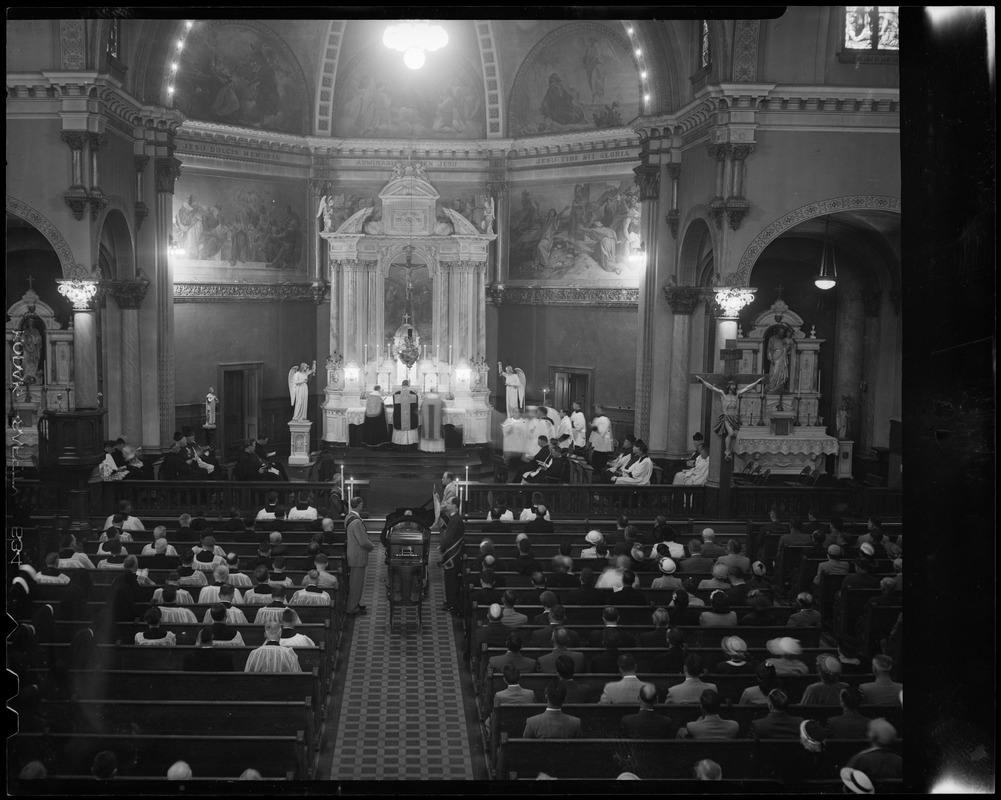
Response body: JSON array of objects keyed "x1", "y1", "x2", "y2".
[
  {"x1": 464, "y1": 465, "x2": 469, "y2": 501},
  {"x1": 364, "y1": 344, "x2": 368, "y2": 367},
  {"x1": 348, "y1": 478, "x2": 354, "y2": 504},
  {"x1": 436, "y1": 344, "x2": 440, "y2": 362},
  {"x1": 449, "y1": 345, "x2": 452, "y2": 363},
  {"x1": 340, "y1": 464, "x2": 344, "y2": 490}
]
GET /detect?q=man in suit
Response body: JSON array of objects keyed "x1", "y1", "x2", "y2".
[
  {"x1": 522, "y1": 681, "x2": 581, "y2": 739},
  {"x1": 344, "y1": 497, "x2": 374, "y2": 616},
  {"x1": 749, "y1": 689, "x2": 805, "y2": 739},
  {"x1": 677, "y1": 689, "x2": 740, "y2": 739},
  {"x1": 234, "y1": 439, "x2": 280, "y2": 481},
  {"x1": 612, "y1": 569, "x2": 647, "y2": 605},
  {"x1": 666, "y1": 654, "x2": 718, "y2": 703},
  {"x1": 494, "y1": 664, "x2": 536, "y2": 706},
  {"x1": 538, "y1": 627, "x2": 586, "y2": 673},
  {"x1": 488, "y1": 632, "x2": 539, "y2": 675},
  {"x1": 565, "y1": 567, "x2": 607, "y2": 606},
  {"x1": 588, "y1": 628, "x2": 623, "y2": 674},
  {"x1": 845, "y1": 718, "x2": 903, "y2": 780},
  {"x1": 678, "y1": 540, "x2": 715, "y2": 574},
  {"x1": 600, "y1": 654, "x2": 644, "y2": 704},
  {"x1": 531, "y1": 591, "x2": 559, "y2": 625},
  {"x1": 530, "y1": 605, "x2": 579, "y2": 647},
  {"x1": 525, "y1": 505, "x2": 555, "y2": 532},
  {"x1": 475, "y1": 603, "x2": 512, "y2": 654},
  {"x1": 554, "y1": 654, "x2": 594, "y2": 703},
  {"x1": 639, "y1": 607, "x2": 671, "y2": 647},
  {"x1": 621, "y1": 682, "x2": 675, "y2": 739},
  {"x1": 469, "y1": 570, "x2": 502, "y2": 609},
  {"x1": 182, "y1": 626, "x2": 235, "y2": 671},
  {"x1": 859, "y1": 655, "x2": 903, "y2": 706},
  {"x1": 440, "y1": 502, "x2": 465, "y2": 616},
  {"x1": 699, "y1": 529, "x2": 726, "y2": 560},
  {"x1": 501, "y1": 590, "x2": 529, "y2": 628},
  {"x1": 717, "y1": 539, "x2": 752, "y2": 574},
  {"x1": 548, "y1": 555, "x2": 579, "y2": 589},
  {"x1": 587, "y1": 606, "x2": 634, "y2": 647},
  {"x1": 826, "y1": 687, "x2": 872, "y2": 739}
]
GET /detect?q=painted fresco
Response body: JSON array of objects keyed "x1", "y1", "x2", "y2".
[
  {"x1": 173, "y1": 22, "x2": 306, "y2": 134},
  {"x1": 171, "y1": 174, "x2": 305, "y2": 273},
  {"x1": 511, "y1": 23, "x2": 638, "y2": 136},
  {"x1": 508, "y1": 180, "x2": 641, "y2": 282},
  {"x1": 332, "y1": 49, "x2": 485, "y2": 139}
]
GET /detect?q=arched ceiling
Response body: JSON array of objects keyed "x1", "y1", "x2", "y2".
[{"x1": 131, "y1": 18, "x2": 698, "y2": 140}]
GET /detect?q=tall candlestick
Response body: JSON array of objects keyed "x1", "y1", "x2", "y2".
[
  {"x1": 436, "y1": 344, "x2": 440, "y2": 362},
  {"x1": 449, "y1": 345, "x2": 452, "y2": 363},
  {"x1": 464, "y1": 465, "x2": 469, "y2": 501},
  {"x1": 340, "y1": 464, "x2": 344, "y2": 490},
  {"x1": 364, "y1": 344, "x2": 368, "y2": 367}
]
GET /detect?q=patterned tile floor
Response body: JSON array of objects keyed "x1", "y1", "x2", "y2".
[{"x1": 328, "y1": 536, "x2": 475, "y2": 780}]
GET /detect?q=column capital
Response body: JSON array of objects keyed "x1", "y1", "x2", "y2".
[
  {"x1": 663, "y1": 283, "x2": 706, "y2": 314},
  {"x1": 87, "y1": 132, "x2": 107, "y2": 151},
  {"x1": 57, "y1": 278, "x2": 100, "y2": 311},
  {"x1": 632, "y1": 163, "x2": 661, "y2": 201},
  {"x1": 711, "y1": 286, "x2": 757, "y2": 319},
  {"x1": 60, "y1": 131, "x2": 88, "y2": 151},
  {"x1": 665, "y1": 163, "x2": 682, "y2": 181},
  {"x1": 153, "y1": 156, "x2": 183, "y2": 194},
  {"x1": 666, "y1": 209, "x2": 680, "y2": 239},
  {"x1": 707, "y1": 143, "x2": 728, "y2": 162},
  {"x1": 106, "y1": 277, "x2": 151, "y2": 309},
  {"x1": 134, "y1": 155, "x2": 150, "y2": 173},
  {"x1": 487, "y1": 180, "x2": 508, "y2": 198},
  {"x1": 727, "y1": 143, "x2": 755, "y2": 162}
]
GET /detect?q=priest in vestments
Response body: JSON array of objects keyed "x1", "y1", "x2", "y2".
[
  {"x1": 362, "y1": 385, "x2": 391, "y2": 446},
  {"x1": 419, "y1": 391, "x2": 445, "y2": 453},
  {"x1": 392, "y1": 381, "x2": 420, "y2": 449}
]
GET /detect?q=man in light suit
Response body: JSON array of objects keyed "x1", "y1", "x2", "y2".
[
  {"x1": 666, "y1": 654, "x2": 719, "y2": 703},
  {"x1": 494, "y1": 664, "x2": 536, "y2": 706},
  {"x1": 677, "y1": 689, "x2": 740, "y2": 739},
  {"x1": 599, "y1": 654, "x2": 644, "y2": 704},
  {"x1": 621, "y1": 682, "x2": 675, "y2": 739},
  {"x1": 749, "y1": 689, "x2": 806, "y2": 739},
  {"x1": 522, "y1": 681, "x2": 581, "y2": 739},
  {"x1": 345, "y1": 497, "x2": 373, "y2": 615}
]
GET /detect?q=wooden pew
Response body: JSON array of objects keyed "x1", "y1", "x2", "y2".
[
  {"x1": 28, "y1": 620, "x2": 331, "y2": 650},
  {"x1": 26, "y1": 599, "x2": 338, "y2": 627},
  {"x1": 15, "y1": 776, "x2": 297, "y2": 793},
  {"x1": 39, "y1": 697, "x2": 316, "y2": 753},
  {"x1": 8, "y1": 730, "x2": 309, "y2": 779},
  {"x1": 496, "y1": 736, "x2": 877, "y2": 780}
]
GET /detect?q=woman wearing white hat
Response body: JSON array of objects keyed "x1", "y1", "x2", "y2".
[
  {"x1": 651, "y1": 556, "x2": 683, "y2": 591},
  {"x1": 580, "y1": 530, "x2": 603, "y2": 559},
  {"x1": 764, "y1": 636, "x2": 810, "y2": 675}
]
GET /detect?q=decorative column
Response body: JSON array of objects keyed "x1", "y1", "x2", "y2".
[
  {"x1": 134, "y1": 155, "x2": 149, "y2": 231},
  {"x1": 724, "y1": 143, "x2": 753, "y2": 230},
  {"x1": 56, "y1": 279, "x2": 100, "y2": 408},
  {"x1": 107, "y1": 278, "x2": 150, "y2": 445},
  {"x1": 154, "y1": 155, "x2": 182, "y2": 447},
  {"x1": 860, "y1": 289, "x2": 882, "y2": 454},
  {"x1": 665, "y1": 164, "x2": 681, "y2": 239},
  {"x1": 327, "y1": 256, "x2": 342, "y2": 361},
  {"x1": 87, "y1": 133, "x2": 108, "y2": 221},
  {"x1": 663, "y1": 284, "x2": 705, "y2": 458},
  {"x1": 631, "y1": 162, "x2": 662, "y2": 443},
  {"x1": 61, "y1": 131, "x2": 90, "y2": 221},
  {"x1": 707, "y1": 143, "x2": 728, "y2": 228},
  {"x1": 487, "y1": 174, "x2": 508, "y2": 286}
]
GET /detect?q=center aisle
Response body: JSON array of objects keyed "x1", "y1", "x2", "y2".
[{"x1": 326, "y1": 532, "x2": 475, "y2": 781}]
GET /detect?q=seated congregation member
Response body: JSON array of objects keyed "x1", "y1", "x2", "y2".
[
  {"x1": 764, "y1": 636, "x2": 809, "y2": 676},
  {"x1": 715, "y1": 635, "x2": 755, "y2": 676},
  {"x1": 740, "y1": 589, "x2": 780, "y2": 626},
  {"x1": 580, "y1": 530, "x2": 604, "y2": 559},
  {"x1": 699, "y1": 528, "x2": 726, "y2": 560},
  {"x1": 224, "y1": 553, "x2": 253, "y2": 588},
  {"x1": 141, "y1": 527, "x2": 178, "y2": 557},
  {"x1": 153, "y1": 573, "x2": 194, "y2": 606},
  {"x1": 244, "y1": 566, "x2": 275, "y2": 605},
  {"x1": 157, "y1": 585, "x2": 199, "y2": 624},
  {"x1": 548, "y1": 555, "x2": 578, "y2": 588},
  {"x1": 826, "y1": 687, "x2": 872, "y2": 739},
  {"x1": 588, "y1": 606, "x2": 634, "y2": 647},
  {"x1": 621, "y1": 682, "x2": 675, "y2": 739},
  {"x1": 198, "y1": 565, "x2": 244, "y2": 605},
  {"x1": 800, "y1": 654, "x2": 849, "y2": 706},
  {"x1": 565, "y1": 567, "x2": 606, "y2": 605},
  {"x1": 57, "y1": 534, "x2": 95, "y2": 570},
  {"x1": 739, "y1": 663, "x2": 779, "y2": 705},
  {"x1": 494, "y1": 664, "x2": 536, "y2": 706},
  {"x1": 698, "y1": 563, "x2": 731, "y2": 591},
  {"x1": 613, "y1": 570, "x2": 647, "y2": 605},
  {"x1": 651, "y1": 556, "x2": 683, "y2": 591},
  {"x1": 184, "y1": 626, "x2": 235, "y2": 672},
  {"x1": 33, "y1": 553, "x2": 70, "y2": 585},
  {"x1": 747, "y1": 560, "x2": 777, "y2": 596},
  {"x1": 253, "y1": 586, "x2": 301, "y2": 626},
  {"x1": 500, "y1": 590, "x2": 529, "y2": 628},
  {"x1": 526, "y1": 571, "x2": 548, "y2": 605},
  {"x1": 524, "y1": 505, "x2": 555, "y2": 532},
  {"x1": 96, "y1": 539, "x2": 129, "y2": 569},
  {"x1": 677, "y1": 689, "x2": 740, "y2": 739},
  {"x1": 290, "y1": 572, "x2": 331, "y2": 606},
  {"x1": 699, "y1": 591, "x2": 738, "y2": 627},
  {"x1": 96, "y1": 525, "x2": 132, "y2": 553},
  {"x1": 531, "y1": 606, "x2": 579, "y2": 648},
  {"x1": 202, "y1": 584, "x2": 248, "y2": 625},
  {"x1": 639, "y1": 607, "x2": 672, "y2": 647},
  {"x1": 653, "y1": 628, "x2": 689, "y2": 674},
  {"x1": 522, "y1": 681, "x2": 581, "y2": 739},
  {"x1": 844, "y1": 719, "x2": 903, "y2": 780},
  {"x1": 860, "y1": 655, "x2": 903, "y2": 706},
  {"x1": 678, "y1": 540, "x2": 714, "y2": 574},
  {"x1": 172, "y1": 514, "x2": 197, "y2": 543},
  {"x1": 206, "y1": 603, "x2": 245, "y2": 646},
  {"x1": 518, "y1": 492, "x2": 551, "y2": 522},
  {"x1": 717, "y1": 538, "x2": 751, "y2": 573},
  {"x1": 666, "y1": 654, "x2": 718, "y2": 703},
  {"x1": 245, "y1": 620, "x2": 302, "y2": 673},
  {"x1": 134, "y1": 606, "x2": 176, "y2": 646},
  {"x1": 470, "y1": 569, "x2": 502, "y2": 608},
  {"x1": 102, "y1": 500, "x2": 145, "y2": 534},
  {"x1": 268, "y1": 555, "x2": 293, "y2": 587},
  {"x1": 652, "y1": 520, "x2": 687, "y2": 560},
  {"x1": 538, "y1": 627, "x2": 584, "y2": 673},
  {"x1": 176, "y1": 550, "x2": 208, "y2": 588},
  {"x1": 553, "y1": 654, "x2": 594, "y2": 703},
  {"x1": 512, "y1": 537, "x2": 542, "y2": 576},
  {"x1": 489, "y1": 632, "x2": 539, "y2": 674},
  {"x1": 475, "y1": 603, "x2": 511, "y2": 652},
  {"x1": 788, "y1": 591, "x2": 823, "y2": 627},
  {"x1": 750, "y1": 689, "x2": 806, "y2": 739},
  {"x1": 600, "y1": 654, "x2": 644, "y2": 704},
  {"x1": 725, "y1": 566, "x2": 751, "y2": 606},
  {"x1": 589, "y1": 628, "x2": 624, "y2": 673},
  {"x1": 256, "y1": 492, "x2": 280, "y2": 521},
  {"x1": 279, "y1": 608, "x2": 315, "y2": 647},
  {"x1": 222, "y1": 507, "x2": 245, "y2": 532},
  {"x1": 672, "y1": 443, "x2": 709, "y2": 485},
  {"x1": 532, "y1": 591, "x2": 559, "y2": 625},
  {"x1": 193, "y1": 533, "x2": 225, "y2": 560},
  {"x1": 288, "y1": 491, "x2": 318, "y2": 521},
  {"x1": 612, "y1": 440, "x2": 653, "y2": 485},
  {"x1": 235, "y1": 439, "x2": 281, "y2": 481}
]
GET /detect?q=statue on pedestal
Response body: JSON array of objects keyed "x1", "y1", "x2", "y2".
[
  {"x1": 288, "y1": 361, "x2": 317, "y2": 422},
  {"x1": 204, "y1": 387, "x2": 218, "y2": 428},
  {"x1": 765, "y1": 325, "x2": 794, "y2": 392},
  {"x1": 837, "y1": 395, "x2": 853, "y2": 441},
  {"x1": 498, "y1": 363, "x2": 526, "y2": 419}
]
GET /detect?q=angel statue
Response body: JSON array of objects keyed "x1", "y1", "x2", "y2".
[
  {"x1": 498, "y1": 362, "x2": 526, "y2": 419},
  {"x1": 289, "y1": 361, "x2": 317, "y2": 422},
  {"x1": 316, "y1": 195, "x2": 335, "y2": 233}
]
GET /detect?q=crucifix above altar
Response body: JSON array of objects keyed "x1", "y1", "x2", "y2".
[{"x1": 318, "y1": 160, "x2": 497, "y2": 446}]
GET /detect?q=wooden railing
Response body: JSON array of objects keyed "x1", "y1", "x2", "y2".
[
  {"x1": 460, "y1": 483, "x2": 706, "y2": 519},
  {"x1": 732, "y1": 484, "x2": 901, "y2": 519}
]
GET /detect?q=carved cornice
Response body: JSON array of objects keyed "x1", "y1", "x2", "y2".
[
  {"x1": 64, "y1": 187, "x2": 90, "y2": 221},
  {"x1": 173, "y1": 283, "x2": 318, "y2": 303},
  {"x1": 633, "y1": 164, "x2": 661, "y2": 201},
  {"x1": 666, "y1": 209, "x2": 680, "y2": 239},
  {"x1": 663, "y1": 284, "x2": 705, "y2": 314},
  {"x1": 87, "y1": 189, "x2": 109, "y2": 222},
  {"x1": 106, "y1": 278, "x2": 151, "y2": 309},
  {"x1": 708, "y1": 198, "x2": 727, "y2": 229},
  {"x1": 154, "y1": 157, "x2": 182, "y2": 194},
  {"x1": 134, "y1": 201, "x2": 149, "y2": 231},
  {"x1": 724, "y1": 198, "x2": 750, "y2": 231},
  {"x1": 728, "y1": 195, "x2": 901, "y2": 286},
  {"x1": 497, "y1": 285, "x2": 638, "y2": 308}
]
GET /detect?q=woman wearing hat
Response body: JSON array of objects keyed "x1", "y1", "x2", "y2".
[
  {"x1": 738, "y1": 663, "x2": 778, "y2": 705},
  {"x1": 739, "y1": 589, "x2": 780, "y2": 627},
  {"x1": 714, "y1": 635, "x2": 755, "y2": 675},
  {"x1": 580, "y1": 530, "x2": 604, "y2": 559},
  {"x1": 651, "y1": 556, "x2": 683, "y2": 591},
  {"x1": 699, "y1": 591, "x2": 738, "y2": 627},
  {"x1": 698, "y1": 563, "x2": 732, "y2": 591},
  {"x1": 764, "y1": 636, "x2": 810, "y2": 675}
]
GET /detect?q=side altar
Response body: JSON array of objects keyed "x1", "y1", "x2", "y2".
[
  {"x1": 318, "y1": 161, "x2": 496, "y2": 446},
  {"x1": 731, "y1": 298, "x2": 839, "y2": 475}
]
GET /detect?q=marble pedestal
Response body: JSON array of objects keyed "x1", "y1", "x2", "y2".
[{"x1": 288, "y1": 419, "x2": 313, "y2": 466}]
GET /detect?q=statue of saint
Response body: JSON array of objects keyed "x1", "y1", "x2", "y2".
[
  {"x1": 205, "y1": 387, "x2": 219, "y2": 428},
  {"x1": 837, "y1": 395, "x2": 852, "y2": 441},
  {"x1": 765, "y1": 326, "x2": 794, "y2": 392},
  {"x1": 288, "y1": 361, "x2": 317, "y2": 422},
  {"x1": 498, "y1": 363, "x2": 526, "y2": 419}
]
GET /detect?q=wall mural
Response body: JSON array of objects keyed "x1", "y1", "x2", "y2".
[
  {"x1": 508, "y1": 179, "x2": 641, "y2": 283},
  {"x1": 332, "y1": 48, "x2": 486, "y2": 139},
  {"x1": 510, "y1": 22, "x2": 638, "y2": 137},
  {"x1": 173, "y1": 21, "x2": 307, "y2": 134},
  {"x1": 172, "y1": 174, "x2": 305, "y2": 273}
]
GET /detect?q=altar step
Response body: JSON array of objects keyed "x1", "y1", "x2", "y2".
[{"x1": 314, "y1": 445, "x2": 494, "y2": 483}]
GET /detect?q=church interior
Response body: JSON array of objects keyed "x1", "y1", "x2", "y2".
[{"x1": 5, "y1": 7, "x2": 995, "y2": 792}]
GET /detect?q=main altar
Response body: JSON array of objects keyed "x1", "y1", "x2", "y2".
[
  {"x1": 319, "y1": 162, "x2": 496, "y2": 445},
  {"x1": 731, "y1": 298, "x2": 839, "y2": 475}
]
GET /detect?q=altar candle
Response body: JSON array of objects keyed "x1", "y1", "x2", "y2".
[
  {"x1": 449, "y1": 345, "x2": 453, "y2": 363},
  {"x1": 464, "y1": 465, "x2": 469, "y2": 501},
  {"x1": 436, "y1": 344, "x2": 440, "y2": 362},
  {"x1": 340, "y1": 464, "x2": 344, "y2": 488},
  {"x1": 348, "y1": 478, "x2": 354, "y2": 504}
]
